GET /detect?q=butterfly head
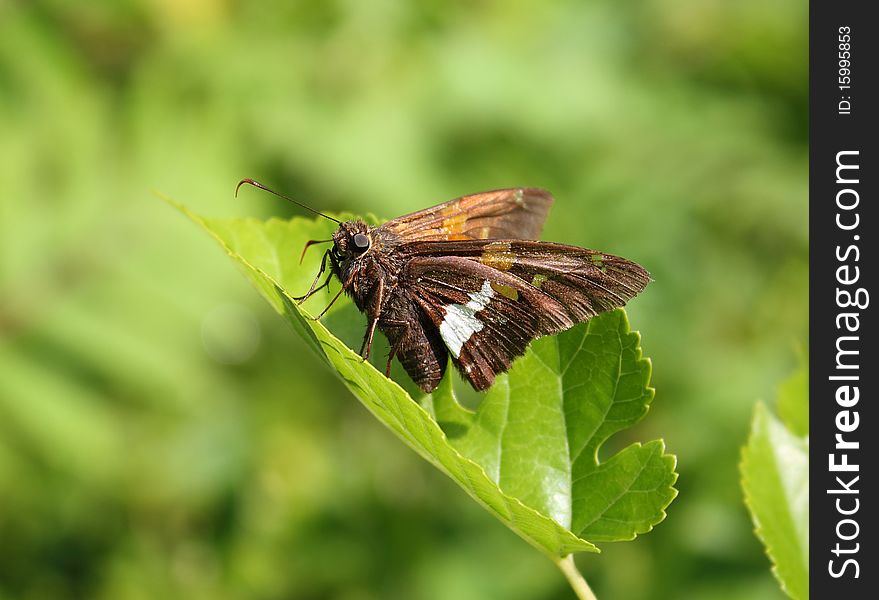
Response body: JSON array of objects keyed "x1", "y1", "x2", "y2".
[{"x1": 332, "y1": 220, "x2": 372, "y2": 262}]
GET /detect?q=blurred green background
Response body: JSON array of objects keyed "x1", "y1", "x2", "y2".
[{"x1": 1, "y1": 1, "x2": 806, "y2": 599}]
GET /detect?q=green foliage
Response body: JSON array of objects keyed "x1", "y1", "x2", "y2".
[
  {"x1": 740, "y1": 367, "x2": 809, "y2": 599},
  {"x1": 430, "y1": 314, "x2": 676, "y2": 543},
  {"x1": 1, "y1": 1, "x2": 807, "y2": 597},
  {"x1": 777, "y1": 362, "x2": 809, "y2": 438},
  {"x1": 175, "y1": 201, "x2": 677, "y2": 556}
]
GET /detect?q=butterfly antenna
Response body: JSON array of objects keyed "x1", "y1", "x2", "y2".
[{"x1": 236, "y1": 178, "x2": 341, "y2": 224}]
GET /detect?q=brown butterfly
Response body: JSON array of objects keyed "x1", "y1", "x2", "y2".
[{"x1": 238, "y1": 180, "x2": 650, "y2": 392}]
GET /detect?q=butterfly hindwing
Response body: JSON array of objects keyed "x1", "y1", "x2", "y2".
[
  {"x1": 390, "y1": 241, "x2": 649, "y2": 390},
  {"x1": 404, "y1": 254, "x2": 594, "y2": 389},
  {"x1": 403, "y1": 239, "x2": 650, "y2": 320}
]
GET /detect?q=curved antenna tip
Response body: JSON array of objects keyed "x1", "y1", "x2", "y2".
[{"x1": 235, "y1": 178, "x2": 260, "y2": 198}]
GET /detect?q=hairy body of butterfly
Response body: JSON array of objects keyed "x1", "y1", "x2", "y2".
[{"x1": 298, "y1": 188, "x2": 650, "y2": 393}]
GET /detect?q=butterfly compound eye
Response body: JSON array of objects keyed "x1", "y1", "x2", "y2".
[{"x1": 352, "y1": 233, "x2": 370, "y2": 252}]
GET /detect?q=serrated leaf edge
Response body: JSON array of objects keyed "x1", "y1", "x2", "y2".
[{"x1": 740, "y1": 402, "x2": 809, "y2": 600}]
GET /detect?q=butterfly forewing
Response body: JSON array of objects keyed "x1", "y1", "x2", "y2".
[{"x1": 381, "y1": 188, "x2": 553, "y2": 242}]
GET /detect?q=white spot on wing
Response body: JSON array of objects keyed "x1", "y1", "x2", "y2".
[{"x1": 439, "y1": 280, "x2": 494, "y2": 358}]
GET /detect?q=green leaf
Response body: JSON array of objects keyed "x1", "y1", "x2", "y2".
[
  {"x1": 741, "y1": 395, "x2": 809, "y2": 599},
  {"x1": 429, "y1": 311, "x2": 677, "y2": 542},
  {"x1": 777, "y1": 361, "x2": 809, "y2": 437},
  {"x1": 171, "y1": 198, "x2": 677, "y2": 556}
]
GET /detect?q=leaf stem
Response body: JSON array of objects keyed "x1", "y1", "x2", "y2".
[{"x1": 554, "y1": 555, "x2": 598, "y2": 600}]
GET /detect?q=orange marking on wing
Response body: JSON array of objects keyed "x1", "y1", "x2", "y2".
[
  {"x1": 440, "y1": 201, "x2": 461, "y2": 216},
  {"x1": 479, "y1": 241, "x2": 515, "y2": 271},
  {"x1": 440, "y1": 212, "x2": 468, "y2": 236}
]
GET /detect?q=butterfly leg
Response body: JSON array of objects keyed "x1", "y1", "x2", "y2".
[
  {"x1": 293, "y1": 272, "x2": 332, "y2": 303},
  {"x1": 311, "y1": 287, "x2": 345, "y2": 320},
  {"x1": 309, "y1": 255, "x2": 356, "y2": 321},
  {"x1": 292, "y1": 249, "x2": 332, "y2": 303},
  {"x1": 359, "y1": 318, "x2": 378, "y2": 360},
  {"x1": 358, "y1": 276, "x2": 387, "y2": 361},
  {"x1": 385, "y1": 346, "x2": 397, "y2": 377}
]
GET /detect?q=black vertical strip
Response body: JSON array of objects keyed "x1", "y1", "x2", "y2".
[{"x1": 810, "y1": 1, "x2": 877, "y2": 596}]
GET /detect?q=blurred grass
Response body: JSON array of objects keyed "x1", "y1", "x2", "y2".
[{"x1": 1, "y1": 1, "x2": 805, "y2": 599}]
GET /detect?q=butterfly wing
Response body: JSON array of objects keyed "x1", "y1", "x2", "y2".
[
  {"x1": 406, "y1": 256, "x2": 553, "y2": 390},
  {"x1": 406, "y1": 240, "x2": 650, "y2": 322},
  {"x1": 380, "y1": 188, "x2": 553, "y2": 242},
  {"x1": 398, "y1": 242, "x2": 649, "y2": 391}
]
